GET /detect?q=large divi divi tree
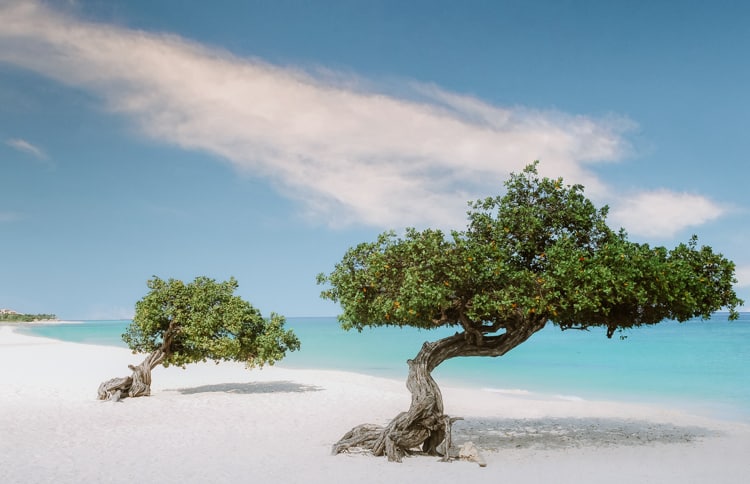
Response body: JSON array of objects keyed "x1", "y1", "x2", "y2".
[
  {"x1": 318, "y1": 163, "x2": 743, "y2": 462},
  {"x1": 98, "y1": 276, "x2": 300, "y2": 401}
]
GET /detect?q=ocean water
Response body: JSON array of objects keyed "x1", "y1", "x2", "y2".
[{"x1": 16, "y1": 314, "x2": 750, "y2": 421}]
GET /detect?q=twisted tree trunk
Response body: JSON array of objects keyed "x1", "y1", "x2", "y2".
[
  {"x1": 98, "y1": 325, "x2": 177, "y2": 401},
  {"x1": 332, "y1": 317, "x2": 546, "y2": 462},
  {"x1": 97, "y1": 349, "x2": 168, "y2": 401}
]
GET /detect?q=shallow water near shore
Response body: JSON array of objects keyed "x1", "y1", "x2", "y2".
[{"x1": 15, "y1": 313, "x2": 750, "y2": 421}]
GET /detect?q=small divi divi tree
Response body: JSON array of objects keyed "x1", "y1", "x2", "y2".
[
  {"x1": 98, "y1": 276, "x2": 300, "y2": 401},
  {"x1": 318, "y1": 162, "x2": 743, "y2": 462}
]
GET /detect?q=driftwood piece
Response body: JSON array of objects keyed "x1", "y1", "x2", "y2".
[
  {"x1": 458, "y1": 441, "x2": 487, "y2": 467},
  {"x1": 440, "y1": 416, "x2": 464, "y2": 462}
]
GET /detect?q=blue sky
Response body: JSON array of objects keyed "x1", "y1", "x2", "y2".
[{"x1": 1, "y1": 0, "x2": 748, "y2": 319}]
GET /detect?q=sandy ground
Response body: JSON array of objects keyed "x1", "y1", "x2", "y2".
[{"x1": 1, "y1": 325, "x2": 748, "y2": 483}]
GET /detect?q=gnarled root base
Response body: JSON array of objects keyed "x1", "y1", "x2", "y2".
[
  {"x1": 97, "y1": 363, "x2": 152, "y2": 401},
  {"x1": 331, "y1": 423, "x2": 384, "y2": 455},
  {"x1": 332, "y1": 412, "x2": 462, "y2": 463},
  {"x1": 97, "y1": 376, "x2": 133, "y2": 402},
  {"x1": 97, "y1": 351, "x2": 163, "y2": 401}
]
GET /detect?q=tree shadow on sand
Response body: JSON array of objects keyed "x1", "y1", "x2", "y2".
[
  {"x1": 174, "y1": 381, "x2": 323, "y2": 395},
  {"x1": 451, "y1": 417, "x2": 719, "y2": 451}
]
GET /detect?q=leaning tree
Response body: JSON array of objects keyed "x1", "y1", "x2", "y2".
[
  {"x1": 98, "y1": 276, "x2": 300, "y2": 401},
  {"x1": 318, "y1": 162, "x2": 743, "y2": 462}
]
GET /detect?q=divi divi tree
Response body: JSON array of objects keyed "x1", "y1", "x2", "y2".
[
  {"x1": 98, "y1": 276, "x2": 300, "y2": 401},
  {"x1": 318, "y1": 163, "x2": 742, "y2": 462}
]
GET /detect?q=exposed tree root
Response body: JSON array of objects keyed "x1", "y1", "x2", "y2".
[
  {"x1": 331, "y1": 424, "x2": 384, "y2": 455},
  {"x1": 332, "y1": 414, "x2": 463, "y2": 462},
  {"x1": 97, "y1": 350, "x2": 165, "y2": 401}
]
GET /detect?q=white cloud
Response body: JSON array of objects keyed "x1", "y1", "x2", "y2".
[
  {"x1": 608, "y1": 190, "x2": 726, "y2": 238},
  {"x1": 0, "y1": 1, "x2": 723, "y2": 236},
  {"x1": 5, "y1": 137, "x2": 47, "y2": 160},
  {"x1": 735, "y1": 265, "x2": 750, "y2": 288},
  {"x1": 735, "y1": 266, "x2": 750, "y2": 313},
  {"x1": 84, "y1": 304, "x2": 135, "y2": 321},
  {"x1": 0, "y1": 211, "x2": 21, "y2": 222}
]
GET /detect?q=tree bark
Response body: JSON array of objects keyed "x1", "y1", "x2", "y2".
[
  {"x1": 98, "y1": 325, "x2": 176, "y2": 401},
  {"x1": 97, "y1": 349, "x2": 167, "y2": 401},
  {"x1": 332, "y1": 317, "x2": 546, "y2": 462}
]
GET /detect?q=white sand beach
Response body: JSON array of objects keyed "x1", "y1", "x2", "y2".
[{"x1": 1, "y1": 325, "x2": 748, "y2": 484}]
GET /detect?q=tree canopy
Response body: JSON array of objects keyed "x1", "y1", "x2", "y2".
[
  {"x1": 123, "y1": 276, "x2": 300, "y2": 368},
  {"x1": 319, "y1": 162, "x2": 742, "y2": 340},
  {"x1": 99, "y1": 276, "x2": 299, "y2": 401}
]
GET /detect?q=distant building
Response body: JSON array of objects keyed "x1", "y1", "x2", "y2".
[{"x1": 0, "y1": 308, "x2": 19, "y2": 315}]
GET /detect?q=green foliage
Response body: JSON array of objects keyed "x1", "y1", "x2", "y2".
[
  {"x1": 318, "y1": 162, "x2": 743, "y2": 338},
  {"x1": 123, "y1": 276, "x2": 300, "y2": 367},
  {"x1": 0, "y1": 313, "x2": 56, "y2": 322}
]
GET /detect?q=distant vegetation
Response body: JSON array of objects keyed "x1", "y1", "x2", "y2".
[{"x1": 0, "y1": 313, "x2": 57, "y2": 322}]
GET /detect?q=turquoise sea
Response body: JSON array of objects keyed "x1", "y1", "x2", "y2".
[{"x1": 16, "y1": 314, "x2": 750, "y2": 422}]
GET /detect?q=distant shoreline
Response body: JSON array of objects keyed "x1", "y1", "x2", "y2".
[
  {"x1": 0, "y1": 319, "x2": 80, "y2": 326},
  {"x1": 0, "y1": 311, "x2": 59, "y2": 323}
]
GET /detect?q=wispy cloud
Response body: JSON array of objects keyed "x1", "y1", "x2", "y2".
[
  {"x1": 0, "y1": 211, "x2": 21, "y2": 223},
  {"x1": 5, "y1": 137, "x2": 47, "y2": 160},
  {"x1": 735, "y1": 265, "x2": 750, "y2": 312},
  {"x1": 84, "y1": 304, "x2": 135, "y2": 321},
  {"x1": 735, "y1": 265, "x2": 750, "y2": 288},
  {"x1": 609, "y1": 190, "x2": 726, "y2": 238},
  {"x1": 0, "y1": 1, "x2": 724, "y2": 236}
]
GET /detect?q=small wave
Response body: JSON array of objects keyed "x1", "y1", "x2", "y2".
[
  {"x1": 482, "y1": 387, "x2": 531, "y2": 396},
  {"x1": 554, "y1": 394, "x2": 585, "y2": 402}
]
